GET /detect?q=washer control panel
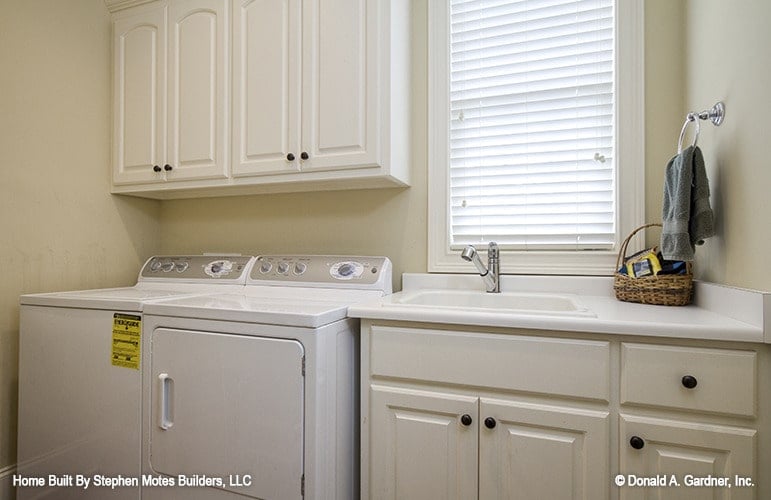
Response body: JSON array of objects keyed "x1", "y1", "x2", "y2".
[
  {"x1": 250, "y1": 255, "x2": 391, "y2": 289},
  {"x1": 140, "y1": 255, "x2": 253, "y2": 281}
]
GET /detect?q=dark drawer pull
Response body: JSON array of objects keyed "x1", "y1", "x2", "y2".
[{"x1": 681, "y1": 375, "x2": 698, "y2": 389}]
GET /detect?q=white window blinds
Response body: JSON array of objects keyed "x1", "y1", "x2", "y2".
[{"x1": 449, "y1": 0, "x2": 615, "y2": 250}]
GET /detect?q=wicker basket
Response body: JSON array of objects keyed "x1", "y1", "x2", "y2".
[{"x1": 613, "y1": 223, "x2": 693, "y2": 306}]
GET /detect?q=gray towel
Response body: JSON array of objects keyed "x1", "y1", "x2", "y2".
[
  {"x1": 689, "y1": 146, "x2": 715, "y2": 247},
  {"x1": 661, "y1": 145, "x2": 715, "y2": 261}
]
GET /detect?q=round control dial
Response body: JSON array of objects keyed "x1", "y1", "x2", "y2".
[
  {"x1": 277, "y1": 262, "x2": 290, "y2": 275},
  {"x1": 175, "y1": 262, "x2": 189, "y2": 273},
  {"x1": 259, "y1": 261, "x2": 273, "y2": 274},
  {"x1": 148, "y1": 259, "x2": 162, "y2": 272},
  {"x1": 293, "y1": 262, "x2": 307, "y2": 275},
  {"x1": 204, "y1": 260, "x2": 234, "y2": 278},
  {"x1": 160, "y1": 262, "x2": 175, "y2": 272},
  {"x1": 330, "y1": 261, "x2": 364, "y2": 280}
]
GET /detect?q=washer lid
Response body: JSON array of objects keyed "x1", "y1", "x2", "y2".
[
  {"x1": 19, "y1": 284, "x2": 246, "y2": 311},
  {"x1": 20, "y1": 255, "x2": 256, "y2": 311}
]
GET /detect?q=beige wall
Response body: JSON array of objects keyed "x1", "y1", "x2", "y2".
[
  {"x1": 685, "y1": 0, "x2": 771, "y2": 290},
  {"x1": 0, "y1": 0, "x2": 161, "y2": 479},
  {"x1": 644, "y1": 0, "x2": 686, "y2": 230}
]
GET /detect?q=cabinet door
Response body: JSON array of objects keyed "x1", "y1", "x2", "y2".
[
  {"x1": 369, "y1": 386, "x2": 478, "y2": 500},
  {"x1": 232, "y1": 0, "x2": 301, "y2": 177},
  {"x1": 301, "y1": 0, "x2": 380, "y2": 172},
  {"x1": 166, "y1": 0, "x2": 229, "y2": 181},
  {"x1": 149, "y1": 328, "x2": 305, "y2": 500},
  {"x1": 619, "y1": 414, "x2": 756, "y2": 500},
  {"x1": 479, "y1": 398, "x2": 610, "y2": 500},
  {"x1": 113, "y1": 5, "x2": 166, "y2": 185}
]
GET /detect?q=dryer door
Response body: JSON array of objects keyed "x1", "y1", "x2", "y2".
[{"x1": 149, "y1": 328, "x2": 305, "y2": 499}]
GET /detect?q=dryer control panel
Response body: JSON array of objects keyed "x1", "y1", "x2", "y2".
[
  {"x1": 139, "y1": 255, "x2": 254, "y2": 282},
  {"x1": 249, "y1": 255, "x2": 392, "y2": 292}
]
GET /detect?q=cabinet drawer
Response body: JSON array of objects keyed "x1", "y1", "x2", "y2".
[
  {"x1": 370, "y1": 326, "x2": 610, "y2": 401},
  {"x1": 620, "y1": 343, "x2": 757, "y2": 416}
]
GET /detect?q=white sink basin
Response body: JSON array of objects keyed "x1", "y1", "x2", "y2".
[{"x1": 395, "y1": 290, "x2": 595, "y2": 317}]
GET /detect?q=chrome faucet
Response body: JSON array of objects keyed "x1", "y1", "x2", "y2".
[{"x1": 461, "y1": 242, "x2": 500, "y2": 293}]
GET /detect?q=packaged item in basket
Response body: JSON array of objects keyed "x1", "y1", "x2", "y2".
[
  {"x1": 658, "y1": 258, "x2": 688, "y2": 275},
  {"x1": 622, "y1": 247, "x2": 662, "y2": 278}
]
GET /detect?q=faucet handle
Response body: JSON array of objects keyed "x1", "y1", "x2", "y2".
[{"x1": 487, "y1": 242, "x2": 499, "y2": 259}]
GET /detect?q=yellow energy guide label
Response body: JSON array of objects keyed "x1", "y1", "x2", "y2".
[{"x1": 112, "y1": 313, "x2": 141, "y2": 369}]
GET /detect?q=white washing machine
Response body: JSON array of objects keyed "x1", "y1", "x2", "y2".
[
  {"x1": 17, "y1": 255, "x2": 255, "y2": 500},
  {"x1": 139, "y1": 255, "x2": 392, "y2": 500}
]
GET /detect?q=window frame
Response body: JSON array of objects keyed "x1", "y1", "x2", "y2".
[{"x1": 427, "y1": 0, "x2": 645, "y2": 275}]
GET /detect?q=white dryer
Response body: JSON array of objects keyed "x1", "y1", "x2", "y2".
[
  {"x1": 140, "y1": 255, "x2": 392, "y2": 500},
  {"x1": 17, "y1": 255, "x2": 254, "y2": 499}
]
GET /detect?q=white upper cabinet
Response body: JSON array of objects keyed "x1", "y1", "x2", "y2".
[
  {"x1": 112, "y1": 0, "x2": 228, "y2": 186},
  {"x1": 112, "y1": 6, "x2": 166, "y2": 185},
  {"x1": 231, "y1": 0, "x2": 301, "y2": 176},
  {"x1": 299, "y1": 0, "x2": 379, "y2": 172},
  {"x1": 109, "y1": 0, "x2": 410, "y2": 199},
  {"x1": 166, "y1": 0, "x2": 229, "y2": 182}
]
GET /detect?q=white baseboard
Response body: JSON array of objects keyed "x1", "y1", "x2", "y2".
[{"x1": 0, "y1": 464, "x2": 16, "y2": 500}]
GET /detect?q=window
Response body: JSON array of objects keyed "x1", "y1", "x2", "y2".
[{"x1": 428, "y1": 0, "x2": 644, "y2": 275}]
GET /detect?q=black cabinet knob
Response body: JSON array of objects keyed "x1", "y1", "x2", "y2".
[
  {"x1": 484, "y1": 417, "x2": 496, "y2": 429},
  {"x1": 286, "y1": 153, "x2": 295, "y2": 161},
  {"x1": 630, "y1": 436, "x2": 645, "y2": 450},
  {"x1": 163, "y1": 164, "x2": 173, "y2": 171},
  {"x1": 153, "y1": 165, "x2": 161, "y2": 172},
  {"x1": 301, "y1": 151, "x2": 309, "y2": 160},
  {"x1": 681, "y1": 375, "x2": 698, "y2": 389},
  {"x1": 460, "y1": 414, "x2": 472, "y2": 426}
]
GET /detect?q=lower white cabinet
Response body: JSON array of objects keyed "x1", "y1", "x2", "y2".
[
  {"x1": 479, "y1": 398, "x2": 609, "y2": 500},
  {"x1": 619, "y1": 414, "x2": 755, "y2": 500},
  {"x1": 617, "y1": 342, "x2": 759, "y2": 500},
  {"x1": 370, "y1": 387, "x2": 478, "y2": 500},
  {"x1": 362, "y1": 324, "x2": 768, "y2": 500},
  {"x1": 369, "y1": 386, "x2": 609, "y2": 500}
]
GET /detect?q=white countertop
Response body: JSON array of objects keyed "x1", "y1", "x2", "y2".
[{"x1": 347, "y1": 274, "x2": 771, "y2": 344}]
